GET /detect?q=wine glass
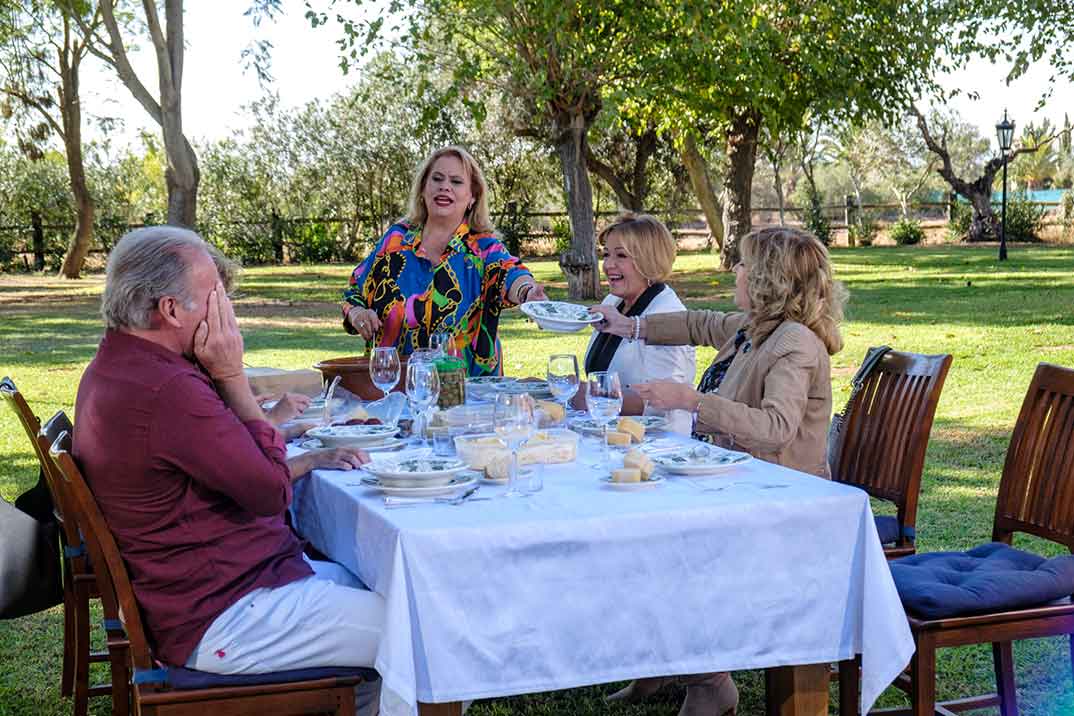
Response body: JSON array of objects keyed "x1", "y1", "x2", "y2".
[
  {"x1": 585, "y1": 371, "x2": 623, "y2": 469},
  {"x1": 369, "y1": 346, "x2": 401, "y2": 401},
  {"x1": 429, "y1": 331, "x2": 454, "y2": 358},
  {"x1": 406, "y1": 360, "x2": 440, "y2": 448},
  {"x1": 410, "y1": 347, "x2": 436, "y2": 364},
  {"x1": 494, "y1": 393, "x2": 536, "y2": 498},
  {"x1": 547, "y1": 354, "x2": 580, "y2": 424}
]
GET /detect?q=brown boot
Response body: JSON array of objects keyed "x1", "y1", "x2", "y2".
[
  {"x1": 677, "y1": 672, "x2": 738, "y2": 716},
  {"x1": 605, "y1": 676, "x2": 675, "y2": 704}
]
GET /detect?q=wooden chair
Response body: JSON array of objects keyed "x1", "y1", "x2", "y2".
[
  {"x1": 1, "y1": 377, "x2": 129, "y2": 716},
  {"x1": 840, "y1": 362, "x2": 1074, "y2": 716},
  {"x1": 46, "y1": 431, "x2": 370, "y2": 716},
  {"x1": 830, "y1": 351, "x2": 953, "y2": 558}
]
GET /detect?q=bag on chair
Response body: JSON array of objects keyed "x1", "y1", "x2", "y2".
[
  {"x1": 827, "y1": 345, "x2": 891, "y2": 475},
  {"x1": 0, "y1": 469, "x2": 64, "y2": 619}
]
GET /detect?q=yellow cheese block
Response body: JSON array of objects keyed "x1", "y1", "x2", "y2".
[
  {"x1": 349, "y1": 405, "x2": 370, "y2": 421},
  {"x1": 617, "y1": 417, "x2": 645, "y2": 443},
  {"x1": 605, "y1": 430, "x2": 632, "y2": 447},
  {"x1": 611, "y1": 468, "x2": 642, "y2": 483},
  {"x1": 623, "y1": 449, "x2": 655, "y2": 480},
  {"x1": 536, "y1": 400, "x2": 566, "y2": 424}
]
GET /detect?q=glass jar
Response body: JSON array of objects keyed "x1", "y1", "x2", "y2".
[{"x1": 435, "y1": 356, "x2": 467, "y2": 409}]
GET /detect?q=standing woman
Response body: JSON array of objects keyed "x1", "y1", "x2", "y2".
[
  {"x1": 583, "y1": 213, "x2": 695, "y2": 433},
  {"x1": 341, "y1": 146, "x2": 547, "y2": 376}
]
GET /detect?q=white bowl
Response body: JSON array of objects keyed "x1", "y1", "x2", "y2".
[
  {"x1": 519, "y1": 301, "x2": 601, "y2": 333},
  {"x1": 306, "y1": 424, "x2": 399, "y2": 447}
]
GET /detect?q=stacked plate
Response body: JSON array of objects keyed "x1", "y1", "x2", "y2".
[
  {"x1": 466, "y1": 375, "x2": 517, "y2": 401},
  {"x1": 649, "y1": 444, "x2": 752, "y2": 475},
  {"x1": 569, "y1": 415, "x2": 668, "y2": 435},
  {"x1": 361, "y1": 455, "x2": 476, "y2": 496},
  {"x1": 304, "y1": 423, "x2": 405, "y2": 452},
  {"x1": 519, "y1": 301, "x2": 601, "y2": 333},
  {"x1": 492, "y1": 379, "x2": 553, "y2": 399}
]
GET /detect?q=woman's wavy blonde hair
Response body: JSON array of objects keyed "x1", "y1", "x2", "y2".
[
  {"x1": 597, "y1": 212, "x2": 677, "y2": 283},
  {"x1": 405, "y1": 145, "x2": 493, "y2": 233},
  {"x1": 740, "y1": 226, "x2": 847, "y2": 355}
]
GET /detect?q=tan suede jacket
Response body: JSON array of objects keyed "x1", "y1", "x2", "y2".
[{"x1": 645, "y1": 310, "x2": 832, "y2": 478}]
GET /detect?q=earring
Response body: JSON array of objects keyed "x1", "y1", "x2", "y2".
[{"x1": 646, "y1": 278, "x2": 653, "y2": 287}]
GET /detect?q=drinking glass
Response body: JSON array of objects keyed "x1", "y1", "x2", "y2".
[
  {"x1": 429, "y1": 331, "x2": 456, "y2": 358},
  {"x1": 494, "y1": 393, "x2": 536, "y2": 498},
  {"x1": 547, "y1": 354, "x2": 580, "y2": 424},
  {"x1": 410, "y1": 347, "x2": 436, "y2": 364},
  {"x1": 369, "y1": 346, "x2": 401, "y2": 401},
  {"x1": 406, "y1": 360, "x2": 440, "y2": 448},
  {"x1": 585, "y1": 370, "x2": 623, "y2": 469}
]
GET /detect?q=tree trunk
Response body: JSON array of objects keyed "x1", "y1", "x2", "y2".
[
  {"x1": 721, "y1": 110, "x2": 761, "y2": 269},
  {"x1": 773, "y1": 161, "x2": 785, "y2": 226},
  {"x1": 57, "y1": 24, "x2": 94, "y2": 279},
  {"x1": 966, "y1": 190, "x2": 999, "y2": 242},
  {"x1": 680, "y1": 131, "x2": 724, "y2": 250},
  {"x1": 162, "y1": 109, "x2": 199, "y2": 227},
  {"x1": 554, "y1": 111, "x2": 600, "y2": 300}
]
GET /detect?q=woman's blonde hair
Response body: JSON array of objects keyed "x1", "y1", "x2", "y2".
[
  {"x1": 597, "y1": 212, "x2": 677, "y2": 283},
  {"x1": 405, "y1": 145, "x2": 493, "y2": 233},
  {"x1": 740, "y1": 226, "x2": 847, "y2": 355}
]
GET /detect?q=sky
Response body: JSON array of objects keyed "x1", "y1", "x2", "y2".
[{"x1": 76, "y1": 5, "x2": 1074, "y2": 153}]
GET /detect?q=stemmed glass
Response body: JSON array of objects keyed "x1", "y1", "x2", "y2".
[
  {"x1": 494, "y1": 393, "x2": 536, "y2": 498},
  {"x1": 547, "y1": 354, "x2": 580, "y2": 424},
  {"x1": 585, "y1": 370, "x2": 623, "y2": 469},
  {"x1": 369, "y1": 346, "x2": 401, "y2": 401},
  {"x1": 406, "y1": 360, "x2": 440, "y2": 448}
]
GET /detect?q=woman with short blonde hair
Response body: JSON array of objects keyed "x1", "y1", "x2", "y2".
[
  {"x1": 583, "y1": 213, "x2": 696, "y2": 433},
  {"x1": 592, "y1": 226, "x2": 847, "y2": 714}
]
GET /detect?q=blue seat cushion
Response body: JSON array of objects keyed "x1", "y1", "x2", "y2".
[
  {"x1": 148, "y1": 665, "x2": 378, "y2": 690},
  {"x1": 890, "y1": 542, "x2": 1074, "y2": 620}
]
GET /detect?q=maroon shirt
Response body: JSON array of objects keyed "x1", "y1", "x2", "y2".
[{"x1": 73, "y1": 330, "x2": 312, "y2": 666}]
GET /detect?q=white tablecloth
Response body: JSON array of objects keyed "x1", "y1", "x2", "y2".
[{"x1": 291, "y1": 441, "x2": 913, "y2": 715}]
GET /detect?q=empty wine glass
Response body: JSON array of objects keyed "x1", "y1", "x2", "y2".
[
  {"x1": 410, "y1": 347, "x2": 436, "y2": 364},
  {"x1": 586, "y1": 371, "x2": 623, "y2": 469},
  {"x1": 369, "y1": 346, "x2": 401, "y2": 401},
  {"x1": 494, "y1": 393, "x2": 536, "y2": 498},
  {"x1": 406, "y1": 360, "x2": 440, "y2": 448},
  {"x1": 547, "y1": 354, "x2": 580, "y2": 424}
]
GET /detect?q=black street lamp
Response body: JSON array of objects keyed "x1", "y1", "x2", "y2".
[{"x1": 996, "y1": 110, "x2": 1015, "y2": 261}]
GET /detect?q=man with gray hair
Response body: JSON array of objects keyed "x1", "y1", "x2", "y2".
[{"x1": 73, "y1": 226, "x2": 384, "y2": 713}]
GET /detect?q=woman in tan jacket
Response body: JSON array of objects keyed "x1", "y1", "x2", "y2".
[{"x1": 589, "y1": 225, "x2": 846, "y2": 715}]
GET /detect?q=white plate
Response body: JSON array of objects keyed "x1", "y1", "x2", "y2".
[
  {"x1": 364, "y1": 456, "x2": 469, "y2": 483},
  {"x1": 359, "y1": 473, "x2": 477, "y2": 497},
  {"x1": 306, "y1": 424, "x2": 400, "y2": 447},
  {"x1": 262, "y1": 397, "x2": 327, "y2": 420},
  {"x1": 570, "y1": 415, "x2": 668, "y2": 435},
  {"x1": 492, "y1": 380, "x2": 552, "y2": 398},
  {"x1": 650, "y1": 446, "x2": 752, "y2": 475},
  {"x1": 519, "y1": 301, "x2": 601, "y2": 333},
  {"x1": 600, "y1": 474, "x2": 665, "y2": 490},
  {"x1": 299, "y1": 437, "x2": 407, "y2": 453}
]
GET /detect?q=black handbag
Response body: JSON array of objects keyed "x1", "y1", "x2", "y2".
[
  {"x1": 827, "y1": 345, "x2": 891, "y2": 474},
  {"x1": 0, "y1": 469, "x2": 64, "y2": 620}
]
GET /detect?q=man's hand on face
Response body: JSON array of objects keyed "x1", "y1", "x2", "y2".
[{"x1": 194, "y1": 282, "x2": 246, "y2": 383}]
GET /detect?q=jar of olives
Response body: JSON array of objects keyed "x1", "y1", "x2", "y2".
[{"x1": 435, "y1": 356, "x2": 467, "y2": 409}]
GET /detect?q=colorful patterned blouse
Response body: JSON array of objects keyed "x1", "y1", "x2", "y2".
[{"x1": 341, "y1": 221, "x2": 532, "y2": 377}]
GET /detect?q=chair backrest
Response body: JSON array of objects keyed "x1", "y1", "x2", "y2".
[
  {"x1": 2, "y1": 377, "x2": 84, "y2": 552},
  {"x1": 993, "y1": 363, "x2": 1074, "y2": 551},
  {"x1": 830, "y1": 350, "x2": 953, "y2": 536},
  {"x1": 47, "y1": 435, "x2": 156, "y2": 675}
]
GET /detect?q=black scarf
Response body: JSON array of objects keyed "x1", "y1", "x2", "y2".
[{"x1": 584, "y1": 283, "x2": 666, "y2": 375}]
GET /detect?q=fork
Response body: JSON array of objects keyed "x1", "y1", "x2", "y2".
[{"x1": 383, "y1": 486, "x2": 486, "y2": 508}]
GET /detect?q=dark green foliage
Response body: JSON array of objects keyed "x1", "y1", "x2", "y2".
[
  {"x1": 890, "y1": 218, "x2": 925, "y2": 245},
  {"x1": 1000, "y1": 192, "x2": 1046, "y2": 243},
  {"x1": 802, "y1": 187, "x2": 831, "y2": 246}
]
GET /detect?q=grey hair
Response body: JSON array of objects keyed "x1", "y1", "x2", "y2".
[{"x1": 100, "y1": 226, "x2": 238, "y2": 330}]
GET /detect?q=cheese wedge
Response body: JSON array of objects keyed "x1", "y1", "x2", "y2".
[
  {"x1": 605, "y1": 430, "x2": 632, "y2": 447},
  {"x1": 611, "y1": 468, "x2": 642, "y2": 483},
  {"x1": 617, "y1": 417, "x2": 645, "y2": 443},
  {"x1": 349, "y1": 405, "x2": 370, "y2": 421},
  {"x1": 536, "y1": 400, "x2": 566, "y2": 424},
  {"x1": 623, "y1": 448, "x2": 656, "y2": 480}
]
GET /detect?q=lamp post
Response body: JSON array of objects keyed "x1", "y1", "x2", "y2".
[{"x1": 996, "y1": 110, "x2": 1015, "y2": 261}]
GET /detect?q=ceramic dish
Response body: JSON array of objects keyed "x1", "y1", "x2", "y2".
[
  {"x1": 262, "y1": 397, "x2": 327, "y2": 420},
  {"x1": 519, "y1": 301, "x2": 601, "y2": 333},
  {"x1": 305, "y1": 424, "x2": 399, "y2": 447},
  {"x1": 600, "y1": 474, "x2": 665, "y2": 490},
  {"x1": 465, "y1": 375, "x2": 517, "y2": 400},
  {"x1": 359, "y1": 473, "x2": 477, "y2": 497},
  {"x1": 569, "y1": 415, "x2": 668, "y2": 435},
  {"x1": 298, "y1": 437, "x2": 407, "y2": 453},
  {"x1": 650, "y1": 446, "x2": 753, "y2": 475},
  {"x1": 491, "y1": 380, "x2": 553, "y2": 398},
  {"x1": 364, "y1": 456, "x2": 470, "y2": 487}
]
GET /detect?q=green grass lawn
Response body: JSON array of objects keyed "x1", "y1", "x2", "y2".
[{"x1": 2, "y1": 245, "x2": 1074, "y2": 715}]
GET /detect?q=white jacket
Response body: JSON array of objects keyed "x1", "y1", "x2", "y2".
[{"x1": 583, "y1": 286, "x2": 697, "y2": 434}]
